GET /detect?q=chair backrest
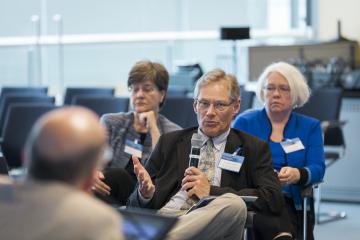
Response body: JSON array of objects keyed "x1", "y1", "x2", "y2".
[
  {"x1": 167, "y1": 86, "x2": 189, "y2": 97},
  {"x1": 324, "y1": 125, "x2": 345, "y2": 147},
  {"x1": 0, "y1": 95, "x2": 55, "y2": 137},
  {"x1": 72, "y1": 96, "x2": 129, "y2": 116},
  {"x1": 1, "y1": 103, "x2": 56, "y2": 169},
  {"x1": 295, "y1": 87, "x2": 344, "y2": 143},
  {"x1": 64, "y1": 87, "x2": 115, "y2": 105},
  {"x1": 160, "y1": 97, "x2": 197, "y2": 128},
  {"x1": 239, "y1": 90, "x2": 255, "y2": 114},
  {"x1": 295, "y1": 88, "x2": 342, "y2": 122},
  {"x1": 0, "y1": 87, "x2": 48, "y2": 98},
  {"x1": 0, "y1": 87, "x2": 48, "y2": 131}
]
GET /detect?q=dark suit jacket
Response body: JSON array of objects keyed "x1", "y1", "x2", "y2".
[{"x1": 128, "y1": 127, "x2": 284, "y2": 215}]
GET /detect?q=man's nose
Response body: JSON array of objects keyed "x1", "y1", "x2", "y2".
[{"x1": 205, "y1": 104, "x2": 216, "y2": 115}]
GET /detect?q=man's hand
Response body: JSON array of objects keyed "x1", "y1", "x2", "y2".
[
  {"x1": 132, "y1": 155, "x2": 155, "y2": 199},
  {"x1": 181, "y1": 167, "x2": 210, "y2": 199},
  {"x1": 93, "y1": 170, "x2": 111, "y2": 195},
  {"x1": 278, "y1": 166, "x2": 300, "y2": 185}
]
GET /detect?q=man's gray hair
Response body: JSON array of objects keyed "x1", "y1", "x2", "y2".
[{"x1": 194, "y1": 68, "x2": 240, "y2": 101}]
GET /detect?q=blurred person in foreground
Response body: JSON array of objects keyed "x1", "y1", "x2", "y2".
[
  {"x1": 0, "y1": 107, "x2": 123, "y2": 240},
  {"x1": 233, "y1": 62, "x2": 325, "y2": 239},
  {"x1": 94, "y1": 60, "x2": 181, "y2": 205},
  {"x1": 128, "y1": 69, "x2": 293, "y2": 240}
]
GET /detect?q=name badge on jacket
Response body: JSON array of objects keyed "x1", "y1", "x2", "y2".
[
  {"x1": 280, "y1": 138, "x2": 305, "y2": 154},
  {"x1": 218, "y1": 152, "x2": 244, "y2": 172},
  {"x1": 124, "y1": 139, "x2": 143, "y2": 158}
]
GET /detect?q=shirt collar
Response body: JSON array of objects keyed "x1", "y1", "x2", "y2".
[{"x1": 197, "y1": 128, "x2": 230, "y2": 151}]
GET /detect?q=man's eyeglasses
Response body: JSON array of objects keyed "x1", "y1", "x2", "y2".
[
  {"x1": 128, "y1": 84, "x2": 157, "y2": 94},
  {"x1": 196, "y1": 99, "x2": 234, "y2": 112},
  {"x1": 263, "y1": 85, "x2": 291, "y2": 95}
]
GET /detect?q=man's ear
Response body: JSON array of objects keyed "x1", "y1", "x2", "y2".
[
  {"x1": 233, "y1": 97, "x2": 241, "y2": 116},
  {"x1": 193, "y1": 99, "x2": 198, "y2": 113}
]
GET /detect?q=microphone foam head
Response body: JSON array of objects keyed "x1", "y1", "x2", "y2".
[{"x1": 191, "y1": 133, "x2": 203, "y2": 148}]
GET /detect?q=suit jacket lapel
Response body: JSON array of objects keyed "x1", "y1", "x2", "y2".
[
  {"x1": 176, "y1": 130, "x2": 195, "y2": 179},
  {"x1": 221, "y1": 129, "x2": 243, "y2": 187}
]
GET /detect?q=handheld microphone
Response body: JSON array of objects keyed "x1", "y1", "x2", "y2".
[{"x1": 189, "y1": 133, "x2": 203, "y2": 168}]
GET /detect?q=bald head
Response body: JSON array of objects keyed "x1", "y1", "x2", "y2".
[{"x1": 26, "y1": 107, "x2": 107, "y2": 185}]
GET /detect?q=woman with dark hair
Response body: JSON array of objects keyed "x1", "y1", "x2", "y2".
[{"x1": 93, "y1": 60, "x2": 181, "y2": 205}]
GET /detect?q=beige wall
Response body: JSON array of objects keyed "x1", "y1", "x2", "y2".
[
  {"x1": 317, "y1": 0, "x2": 360, "y2": 40},
  {"x1": 317, "y1": 0, "x2": 360, "y2": 65}
]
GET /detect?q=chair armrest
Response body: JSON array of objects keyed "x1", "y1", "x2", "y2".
[
  {"x1": 301, "y1": 182, "x2": 321, "y2": 198},
  {"x1": 245, "y1": 211, "x2": 255, "y2": 228},
  {"x1": 321, "y1": 120, "x2": 347, "y2": 131},
  {"x1": 241, "y1": 196, "x2": 258, "y2": 204},
  {"x1": 241, "y1": 196, "x2": 257, "y2": 228}
]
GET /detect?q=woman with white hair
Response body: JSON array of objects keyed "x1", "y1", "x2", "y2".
[{"x1": 233, "y1": 62, "x2": 325, "y2": 239}]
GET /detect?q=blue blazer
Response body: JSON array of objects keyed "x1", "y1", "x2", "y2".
[{"x1": 233, "y1": 108, "x2": 325, "y2": 210}]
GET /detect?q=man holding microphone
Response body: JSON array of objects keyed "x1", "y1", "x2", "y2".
[{"x1": 129, "y1": 69, "x2": 292, "y2": 240}]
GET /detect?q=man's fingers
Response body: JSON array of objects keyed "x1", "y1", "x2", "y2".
[
  {"x1": 94, "y1": 173, "x2": 111, "y2": 191},
  {"x1": 181, "y1": 181, "x2": 195, "y2": 191},
  {"x1": 95, "y1": 178, "x2": 110, "y2": 190},
  {"x1": 141, "y1": 179, "x2": 153, "y2": 192},
  {"x1": 132, "y1": 156, "x2": 143, "y2": 176},
  {"x1": 184, "y1": 166, "x2": 202, "y2": 176},
  {"x1": 186, "y1": 187, "x2": 197, "y2": 198},
  {"x1": 132, "y1": 155, "x2": 141, "y2": 166},
  {"x1": 148, "y1": 184, "x2": 155, "y2": 193},
  {"x1": 139, "y1": 178, "x2": 155, "y2": 199},
  {"x1": 99, "y1": 180, "x2": 111, "y2": 192},
  {"x1": 95, "y1": 186, "x2": 110, "y2": 196},
  {"x1": 93, "y1": 181, "x2": 110, "y2": 195},
  {"x1": 181, "y1": 175, "x2": 197, "y2": 186},
  {"x1": 138, "y1": 171, "x2": 145, "y2": 182},
  {"x1": 131, "y1": 155, "x2": 154, "y2": 198},
  {"x1": 98, "y1": 171, "x2": 105, "y2": 180}
]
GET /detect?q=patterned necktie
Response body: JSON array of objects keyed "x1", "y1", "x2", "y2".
[
  {"x1": 198, "y1": 139, "x2": 216, "y2": 184},
  {"x1": 181, "y1": 138, "x2": 216, "y2": 210}
]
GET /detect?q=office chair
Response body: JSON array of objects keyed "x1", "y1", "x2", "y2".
[
  {"x1": 295, "y1": 88, "x2": 346, "y2": 225},
  {"x1": 0, "y1": 87, "x2": 48, "y2": 130},
  {"x1": 243, "y1": 197, "x2": 257, "y2": 240},
  {"x1": 63, "y1": 87, "x2": 115, "y2": 105},
  {"x1": 0, "y1": 95, "x2": 55, "y2": 137},
  {"x1": 167, "y1": 86, "x2": 189, "y2": 97},
  {"x1": 301, "y1": 182, "x2": 322, "y2": 240},
  {"x1": 160, "y1": 97, "x2": 197, "y2": 128},
  {"x1": 0, "y1": 103, "x2": 56, "y2": 169},
  {"x1": 239, "y1": 90, "x2": 255, "y2": 114},
  {"x1": 72, "y1": 96, "x2": 129, "y2": 116},
  {"x1": 0, "y1": 86, "x2": 48, "y2": 98}
]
